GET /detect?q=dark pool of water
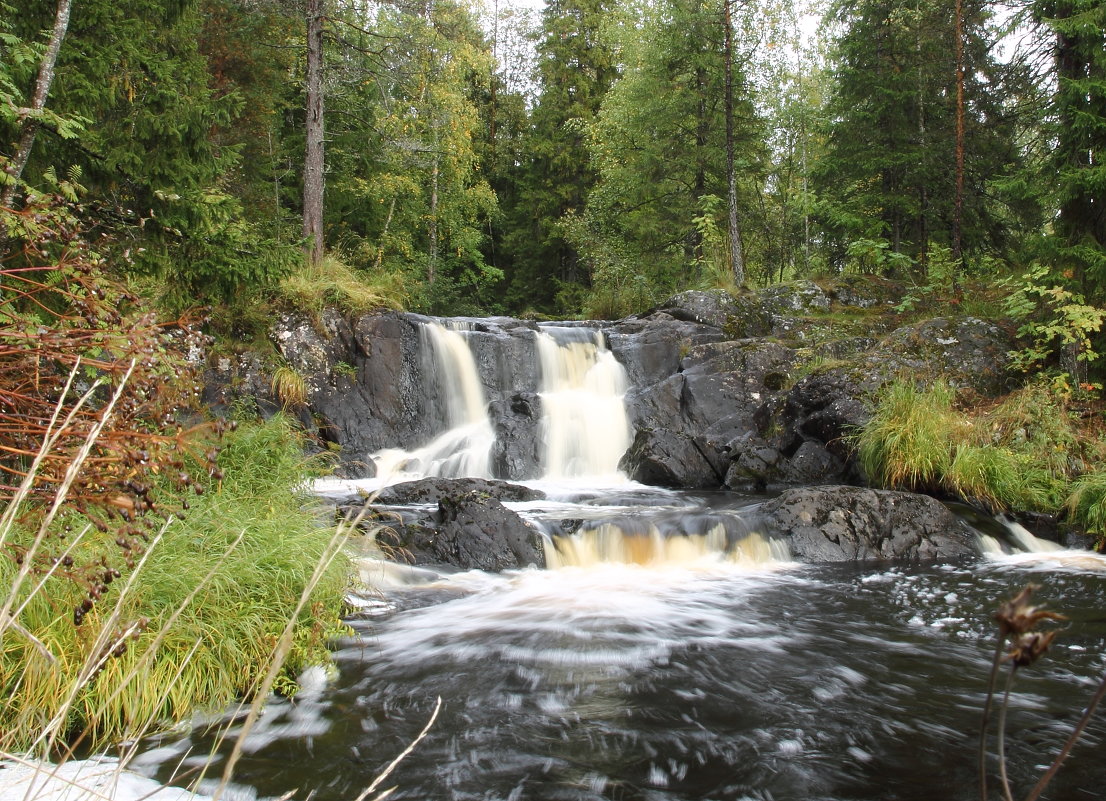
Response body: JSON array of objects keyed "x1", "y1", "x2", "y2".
[{"x1": 132, "y1": 546, "x2": 1106, "y2": 801}]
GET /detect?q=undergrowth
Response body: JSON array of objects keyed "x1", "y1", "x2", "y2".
[
  {"x1": 857, "y1": 379, "x2": 1105, "y2": 540},
  {"x1": 0, "y1": 415, "x2": 350, "y2": 755}
]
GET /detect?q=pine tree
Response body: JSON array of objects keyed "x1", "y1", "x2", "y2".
[
  {"x1": 575, "y1": 0, "x2": 764, "y2": 298},
  {"x1": 816, "y1": 0, "x2": 1034, "y2": 273},
  {"x1": 1034, "y1": 0, "x2": 1106, "y2": 291}
]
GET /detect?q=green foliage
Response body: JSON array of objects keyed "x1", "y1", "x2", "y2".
[
  {"x1": 816, "y1": 0, "x2": 1038, "y2": 269},
  {"x1": 847, "y1": 238, "x2": 915, "y2": 277},
  {"x1": 1002, "y1": 265, "x2": 1106, "y2": 388},
  {"x1": 857, "y1": 378, "x2": 1089, "y2": 515},
  {"x1": 575, "y1": 0, "x2": 766, "y2": 294},
  {"x1": 495, "y1": 0, "x2": 619, "y2": 314},
  {"x1": 0, "y1": 416, "x2": 350, "y2": 753}
]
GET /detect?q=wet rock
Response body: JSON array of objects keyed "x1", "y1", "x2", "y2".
[
  {"x1": 373, "y1": 477, "x2": 546, "y2": 506},
  {"x1": 396, "y1": 492, "x2": 546, "y2": 571},
  {"x1": 761, "y1": 485, "x2": 978, "y2": 562},
  {"x1": 620, "y1": 428, "x2": 721, "y2": 487},
  {"x1": 606, "y1": 316, "x2": 725, "y2": 387},
  {"x1": 620, "y1": 340, "x2": 797, "y2": 487}
]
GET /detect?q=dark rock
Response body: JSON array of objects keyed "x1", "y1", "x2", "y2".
[
  {"x1": 489, "y1": 393, "x2": 542, "y2": 480},
  {"x1": 606, "y1": 316, "x2": 725, "y2": 387},
  {"x1": 620, "y1": 340, "x2": 798, "y2": 488},
  {"x1": 651, "y1": 289, "x2": 772, "y2": 337},
  {"x1": 423, "y1": 493, "x2": 546, "y2": 571},
  {"x1": 620, "y1": 428, "x2": 721, "y2": 487},
  {"x1": 373, "y1": 477, "x2": 545, "y2": 506},
  {"x1": 758, "y1": 280, "x2": 831, "y2": 316},
  {"x1": 873, "y1": 317, "x2": 1014, "y2": 396},
  {"x1": 761, "y1": 486, "x2": 978, "y2": 562},
  {"x1": 827, "y1": 275, "x2": 905, "y2": 309}
]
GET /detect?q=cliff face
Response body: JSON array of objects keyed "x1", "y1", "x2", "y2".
[{"x1": 207, "y1": 279, "x2": 1015, "y2": 489}]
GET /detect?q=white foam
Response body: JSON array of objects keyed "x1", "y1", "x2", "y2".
[{"x1": 0, "y1": 758, "x2": 207, "y2": 801}]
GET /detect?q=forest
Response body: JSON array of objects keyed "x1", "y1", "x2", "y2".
[
  {"x1": 2, "y1": 0, "x2": 1103, "y2": 333},
  {"x1": 3, "y1": 0, "x2": 1106, "y2": 787}
]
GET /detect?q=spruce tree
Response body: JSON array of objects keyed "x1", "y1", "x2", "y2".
[{"x1": 495, "y1": 0, "x2": 618, "y2": 314}]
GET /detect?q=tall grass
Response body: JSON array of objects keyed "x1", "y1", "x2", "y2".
[
  {"x1": 1, "y1": 414, "x2": 351, "y2": 755},
  {"x1": 857, "y1": 380, "x2": 961, "y2": 490},
  {"x1": 1067, "y1": 471, "x2": 1106, "y2": 542},
  {"x1": 857, "y1": 378, "x2": 1087, "y2": 518}
]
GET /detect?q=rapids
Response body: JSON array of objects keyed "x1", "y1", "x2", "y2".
[{"x1": 130, "y1": 317, "x2": 1106, "y2": 801}]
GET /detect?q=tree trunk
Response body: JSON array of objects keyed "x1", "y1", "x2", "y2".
[
  {"x1": 723, "y1": 0, "x2": 746, "y2": 286},
  {"x1": 1, "y1": 0, "x2": 72, "y2": 208},
  {"x1": 951, "y1": 0, "x2": 965, "y2": 264},
  {"x1": 303, "y1": 0, "x2": 326, "y2": 267},
  {"x1": 428, "y1": 153, "x2": 439, "y2": 286}
]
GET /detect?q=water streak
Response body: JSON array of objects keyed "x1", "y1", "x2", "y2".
[
  {"x1": 536, "y1": 327, "x2": 633, "y2": 481},
  {"x1": 371, "y1": 322, "x2": 495, "y2": 482}
]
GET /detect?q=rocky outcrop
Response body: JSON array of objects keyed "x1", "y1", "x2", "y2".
[
  {"x1": 245, "y1": 280, "x2": 1015, "y2": 492},
  {"x1": 760, "y1": 486, "x2": 979, "y2": 561},
  {"x1": 353, "y1": 484, "x2": 546, "y2": 571}
]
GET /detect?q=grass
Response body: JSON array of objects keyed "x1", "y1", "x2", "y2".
[
  {"x1": 0, "y1": 414, "x2": 351, "y2": 756},
  {"x1": 277, "y1": 255, "x2": 408, "y2": 318},
  {"x1": 271, "y1": 364, "x2": 309, "y2": 409},
  {"x1": 856, "y1": 380, "x2": 962, "y2": 490},
  {"x1": 1067, "y1": 470, "x2": 1106, "y2": 540},
  {"x1": 857, "y1": 378, "x2": 1099, "y2": 528}
]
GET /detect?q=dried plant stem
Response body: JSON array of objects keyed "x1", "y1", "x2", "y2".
[
  {"x1": 980, "y1": 635, "x2": 1007, "y2": 801},
  {"x1": 1022, "y1": 671, "x2": 1106, "y2": 801},
  {"x1": 212, "y1": 519, "x2": 352, "y2": 801},
  {"x1": 997, "y1": 667, "x2": 1017, "y2": 801},
  {"x1": 353, "y1": 696, "x2": 443, "y2": 801}
]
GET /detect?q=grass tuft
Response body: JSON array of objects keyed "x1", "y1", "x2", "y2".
[
  {"x1": 1, "y1": 415, "x2": 350, "y2": 755},
  {"x1": 856, "y1": 380, "x2": 961, "y2": 490},
  {"x1": 278, "y1": 255, "x2": 408, "y2": 318},
  {"x1": 1067, "y1": 470, "x2": 1106, "y2": 543}
]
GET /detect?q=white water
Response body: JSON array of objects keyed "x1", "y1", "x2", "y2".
[
  {"x1": 536, "y1": 328, "x2": 633, "y2": 482},
  {"x1": 370, "y1": 322, "x2": 495, "y2": 482}
]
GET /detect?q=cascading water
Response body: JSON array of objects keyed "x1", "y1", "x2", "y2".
[
  {"x1": 137, "y1": 314, "x2": 1106, "y2": 801},
  {"x1": 535, "y1": 327, "x2": 633, "y2": 481},
  {"x1": 370, "y1": 321, "x2": 495, "y2": 482}
]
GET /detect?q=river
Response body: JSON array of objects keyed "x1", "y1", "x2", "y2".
[{"x1": 128, "y1": 318, "x2": 1106, "y2": 801}]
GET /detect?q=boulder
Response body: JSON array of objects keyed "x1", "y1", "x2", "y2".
[
  {"x1": 372, "y1": 477, "x2": 545, "y2": 506},
  {"x1": 760, "y1": 485, "x2": 978, "y2": 562},
  {"x1": 374, "y1": 491, "x2": 546, "y2": 571},
  {"x1": 620, "y1": 428, "x2": 721, "y2": 487},
  {"x1": 651, "y1": 289, "x2": 772, "y2": 337}
]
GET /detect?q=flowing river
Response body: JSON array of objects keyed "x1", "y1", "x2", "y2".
[{"x1": 128, "y1": 319, "x2": 1106, "y2": 801}]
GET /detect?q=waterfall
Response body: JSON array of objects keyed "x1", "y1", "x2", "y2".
[
  {"x1": 536, "y1": 327, "x2": 633, "y2": 481},
  {"x1": 546, "y1": 524, "x2": 790, "y2": 568},
  {"x1": 371, "y1": 322, "x2": 495, "y2": 482}
]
